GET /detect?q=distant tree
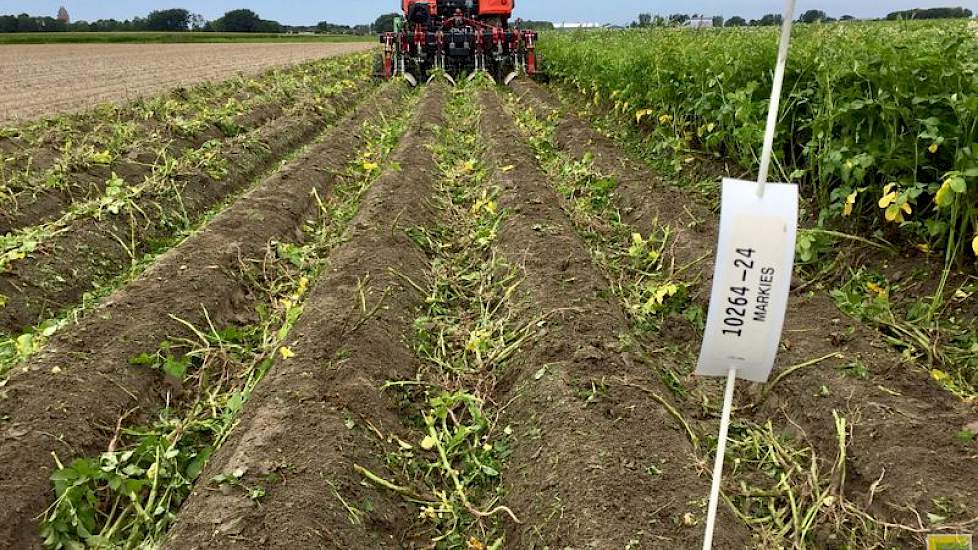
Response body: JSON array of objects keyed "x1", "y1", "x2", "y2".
[
  {"x1": 886, "y1": 7, "x2": 972, "y2": 20},
  {"x1": 712, "y1": 15, "x2": 725, "y2": 27},
  {"x1": 638, "y1": 13, "x2": 652, "y2": 27},
  {"x1": 317, "y1": 21, "x2": 353, "y2": 33},
  {"x1": 754, "y1": 13, "x2": 784, "y2": 26},
  {"x1": 0, "y1": 15, "x2": 16, "y2": 32},
  {"x1": 668, "y1": 13, "x2": 690, "y2": 25},
  {"x1": 212, "y1": 9, "x2": 254, "y2": 32},
  {"x1": 373, "y1": 13, "x2": 400, "y2": 33},
  {"x1": 840, "y1": 14, "x2": 856, "y2": 21},
  {"x1": 145, "y1": 9, "x2": 191, "y2": 31},
  {"x1": 799, "y1": 9, "x2": 828, "y2": 23},
  {"x1": 726, "y1": 15, "x2": 747, "y2": 26},
  {"x1": 519, "y1": 20, "x2": 554, "y2": 30},
  {"x1": 258, "y1": 19, "x2": 283, "y2": 33},
  {"x1": 208, "y1": 9, "x2": 283, "y2": 33},
  {"x1": 189, "y1": 13, "x2": 206, "y2": 30},
  {"x1": 16, "y1": 13, "x2": 40, "y2": 32}
]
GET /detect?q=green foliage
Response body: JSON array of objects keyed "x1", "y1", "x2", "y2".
[
  {"x1": 886, "y1": 7, "x2": 973, "y2": 20},
  {"x1": 208, "y1": 9, "x2": 281, "y2": 33},
  {"x1": 540, "y1": 21, "x2": 978, "y2": 261},
  {"x1": 373, "y1": 13, "x2": 400, "y2": 34},
  {"x1": 42, "y1": 317, "x2": 269, "y2": 549},
  {"x1": 144, "y1": 9, "x2": 191, "y2": 32}
]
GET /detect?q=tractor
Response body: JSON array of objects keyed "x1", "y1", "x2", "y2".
[{"x1": 377, "y1": 0, "x2": 540, "y2": 86}]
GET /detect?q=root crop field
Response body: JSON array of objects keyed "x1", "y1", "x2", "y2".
[
  {"x1": 0, "y1": 39, "x2": 975, "y2": 550},
  {"x1": 0, "y1": 42, "x2": 373, "y2": 123}
]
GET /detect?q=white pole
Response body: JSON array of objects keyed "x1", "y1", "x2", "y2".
[
  {"x1": 703, "y1": 3, "x2": 798, "y2": 547},
  {"x1": 756, "y1": 0, "x2": 798, "y2": 197},
  {"x1": 701, "y1": 367, "x2": 737, "y2": 550}
]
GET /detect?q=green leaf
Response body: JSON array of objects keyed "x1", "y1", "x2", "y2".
[
  {"x1": 129, "y1": 352, "x2": 157, "y2": 366},
  {"x1": 162, "y1": 356, "x2": 188, "y2": 380},
  {"x1": 186, "y1": 446, "x2": 213, "y2": 480},
  {"x1": 226, "y1": 392, "x2": 244, "y2": 415},
  {"x1": 948, "y1": 175, "x2": 966, "y2": 193},
  {"x1": 15, "y1": 333, "x2": 35, "y2": 358}
]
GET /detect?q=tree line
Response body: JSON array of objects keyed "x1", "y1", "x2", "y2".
[
  {"x1": 630, "y1": 5, "x2": 973, "y2": 28},
  {"x1": 0, "y1": 9, "x2": 292, "y2": 34}
]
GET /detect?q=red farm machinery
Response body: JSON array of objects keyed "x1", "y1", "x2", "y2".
[{"x1": 378, "y1": 0, "x2": 540, "y2": 86}]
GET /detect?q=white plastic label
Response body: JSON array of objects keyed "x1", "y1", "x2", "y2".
[{"x1": 696, "y1": 178, "x2": 798, "y2": 382}]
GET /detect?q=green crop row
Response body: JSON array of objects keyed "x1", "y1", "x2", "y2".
[{"x1": 539, "y1": 21, "x2": 978, "y2": 265}]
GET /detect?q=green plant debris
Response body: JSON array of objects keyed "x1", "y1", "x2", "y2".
[{"x1": 356, "y1": 83, "x2": 530, "y2": 549}]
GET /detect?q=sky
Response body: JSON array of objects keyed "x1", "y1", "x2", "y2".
[{"x1": 1, "y1": 0, "x2": 976, "y2": 26}]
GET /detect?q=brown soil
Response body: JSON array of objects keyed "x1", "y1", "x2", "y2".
[
  {"x1": 0, "y1": 102, "x2": 285, "y2": 236},
  {"x1": 0, "y1": 81, "x2": 374, "y2": 335},
  {"x1": 477, "y1": 88, "x2": 748, "y2": 548},
  {"x1": 0, "y1": 43, "x2": 374, "y2": 123},
  {"x1": 513, "y1": 80, "x2": 978, "y2": 544},
  {"x1": 0, "y1": 82, "x2": 409, "y2": 550},
  {"x1": 161, "y1": 87, "x2": 446, "y2": 550}
]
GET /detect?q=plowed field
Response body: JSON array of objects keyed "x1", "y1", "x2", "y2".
[
  {"x1": 0, "y1": 42, "x2": 373, "y2": 123},
  {"x1": 0, "y1": 51, "x2": 975, "y2": 550}
]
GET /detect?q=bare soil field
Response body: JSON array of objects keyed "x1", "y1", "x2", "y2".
[{"x1": 0, "y1": 42, "x2": 373, "y2": 123}]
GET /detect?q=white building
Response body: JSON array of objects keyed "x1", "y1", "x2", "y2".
[
  {"x1": 683, "y1": 17, "x2": 713, "y2": 29},
  {"x1": 554, "y1": 22, "x2": 604, "y2": 30}
]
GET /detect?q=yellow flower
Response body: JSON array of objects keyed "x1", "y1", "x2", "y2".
[
  {"x1": 930, "y1": 369, "x2": 949, "y2": 382},
  {"x1": 420, "y1": 435, "x2": 437, "y2": 450},
  {"x1": 658, "y1": 114, "x2": 673, "y2": 125},
  {"x1": 635, "y1": 108, "x2": 654, "y2": 123},
  {"x1": 362, "y1": 161, "x2": 379, "y2": 172},
  {"x1": 973, "y1": 232, "x2": 978, "y2": 256},
  {"x1": 467, "y1": 537, "x2": 487, "y2": 550},
  {"x1": 278, "y1": 346, "x2": 295, "y2": 359},
  {"x1": 928, "y1": 143, "x2": 939, "y2": 154}
]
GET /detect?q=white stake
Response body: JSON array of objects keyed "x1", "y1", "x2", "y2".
[
  {"x1": 701, "y1": 367, "x2": 737, "y2": 550},
  {"x1": 756, "y1": 0, "x2": 798, "y2": 197},
  {"x1": 702, "y1": 2, "x2": 798, "y2": 549}
]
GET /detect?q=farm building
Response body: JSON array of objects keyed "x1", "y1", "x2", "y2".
[
  {"x1": 683, "y1": 17, "x2": 713, "y2": 28},
  {"x1": 553, "y1": 22, "x2": 605, "y2": 30}
]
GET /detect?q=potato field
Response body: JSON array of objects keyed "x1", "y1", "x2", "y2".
[{"x1": 0, "y1": 22, "x2": 976, "y2": 550}]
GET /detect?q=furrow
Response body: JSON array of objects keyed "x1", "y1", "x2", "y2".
[
  {"x1": 161, "y1": 86, "x2": 446, "y2": 550},
  {"x1": 0, "y1": 81, "x2": 410, "y2": 550},
  {"x1": 477, "y1": 87, "x2": 750, "y2": 548},
  {"x1": 0, "y1": 77, "x2": 374, "y2": 335}
]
